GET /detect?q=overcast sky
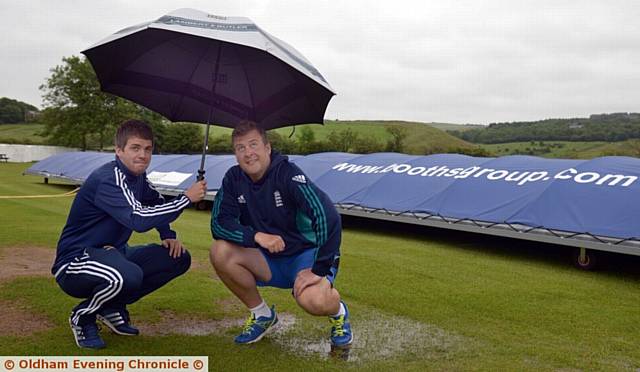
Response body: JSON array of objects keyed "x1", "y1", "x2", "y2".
[{"x1": 2, "y1": 1, "x2": 639, "y2": 124}]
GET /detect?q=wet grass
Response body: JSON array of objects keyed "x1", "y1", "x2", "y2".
[{"x1": 2, "y1": 162, "x2": 640, "y2": 370}]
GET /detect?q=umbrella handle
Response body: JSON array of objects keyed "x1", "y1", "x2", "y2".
[{"x1": 197, "y1": 169, "x2": 205, "y2": 181}]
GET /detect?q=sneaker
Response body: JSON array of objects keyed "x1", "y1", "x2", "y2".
[
  {"x1": 69, "y1": 318, "x2": 106, "y2": 349},
  {"x1": 234, "y1": 305, "x2": 278, "y2": 344},
  {"x1": 329, "y1": 301, "x2": 353, "y2": 347},
  {"x1": 97, "y1": 308, "x2": 139, "y2": 336}
]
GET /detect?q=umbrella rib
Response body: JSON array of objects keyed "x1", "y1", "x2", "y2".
[
  {"x1": 237, "y1": 54, "x2": 256, "y2": 122},
  {"x1": 170, "y1": 38, "x2": 219, "y2": 121}
]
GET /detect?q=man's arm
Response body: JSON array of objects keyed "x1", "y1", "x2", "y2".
[
  {"x1": 210, "y1": 173, "x2": 257, "y2": 247},
  {"x1": 94, "y1": 175, "x2": 205, "y2": 233},
  {"x1": 142, "y1": 179, "x2": 206, "y2": 257},
  {"x1": 287, "y1": 165, "x2": 341, "y2": 277},
  {"x1": 142, "y1": 179, "x2": 177, "y2": 240}
]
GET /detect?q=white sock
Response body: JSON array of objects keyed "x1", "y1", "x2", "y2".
[
  {"x1": 249, "y1": 300, "x2": 271, "y2": 319},
  {"x1": 330, "y1": 302, "x2": 346, "y2": 318}
]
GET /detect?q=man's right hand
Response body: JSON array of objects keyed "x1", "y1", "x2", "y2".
[
  {"x1": 255, "y1": 232, "x2": 285, "y2": 253},
  {"x1": 185, "y1": 180, "x2": 207, "y2": 203}
]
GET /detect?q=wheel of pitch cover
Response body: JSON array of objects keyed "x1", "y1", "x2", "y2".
[{"x1": 572, "y1": 248, "x2": 598, "y2": 271}]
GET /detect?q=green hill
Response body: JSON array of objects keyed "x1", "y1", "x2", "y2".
[
  {"x1": 0, "y1": 123, "x2": 46, "y2": 144},
  {"x1": 192, "y1": 119, "x2": 481, "y2": 155},
  {"x1": 480, "y1": 139, "x2": 640, "y2": 159},
  {"x1": 274, "y1": 120, "x2": 477, "y2": 154},
  {"x1": 450, "y1": 112, "x2": 640, "y2": 144},
  {"x1": 424, "y1": 122, "x2": 485, "y2": 132}
]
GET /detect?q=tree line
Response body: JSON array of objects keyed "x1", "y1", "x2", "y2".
[
  {"x1": 0, "y1": 97, "x2": 39, "y2": 123},
  {"x1": 449, "y1": 113, "x2": 640, "y2": 144},
  {"x1": 156, "y1": 123, "x2": 409, "y2": 155}
]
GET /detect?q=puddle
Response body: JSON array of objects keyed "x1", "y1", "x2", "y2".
[
  {"x1": 270, "y1": 310, "x2": 465, "y2": 362},
  {"x1": 136, "y1": 304, "x2": 465, "y2": 363},
  {"x1": 140, "y1": 311, "x2": 297, "y2": 337}
]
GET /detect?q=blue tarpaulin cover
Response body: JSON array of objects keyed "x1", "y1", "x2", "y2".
[{"x1": 26, "y1": 152, "x2": 640, "y2": 240}]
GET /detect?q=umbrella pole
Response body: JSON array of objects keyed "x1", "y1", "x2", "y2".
[
  {"x1": 197, "y1": 43, "x2": 223, "y2": 181},
  {"x1": 197, "y1": 121, "x2": 211, "y2": 181}
]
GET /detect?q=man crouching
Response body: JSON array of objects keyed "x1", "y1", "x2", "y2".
[
  {"x1": 52, "y1": 119, "x2": 207, "y2": 348},
  {"x1": 210, "y1": 121, "x2": 353, "y2": 347}
]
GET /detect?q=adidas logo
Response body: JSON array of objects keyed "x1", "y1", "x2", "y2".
[
  {"x1": 292, "y1": 175, "x2": 307, "y2": 183},
  {"x1": 237, "y1": 195, "x2": 246, "y2": 204}
]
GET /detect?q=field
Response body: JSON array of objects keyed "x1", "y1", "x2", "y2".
[
  {"x1": 481, "y1": 140, "x2": 640, "y2": 159},
  {"x1": 425, "y1": 122, "x2": 485, "y2": 132},
  {"x1": 2, "y1": 162, "x2": 640, "y2": 370},
  {"x1": 481, "y1": 141, "x2": 609, "y2": 158},
  {"x1": 0, "y1": 123, "x2": 46, "y2": 144}
]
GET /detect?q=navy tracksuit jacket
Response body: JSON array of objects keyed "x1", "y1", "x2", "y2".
[{"x1": 210, "y1": 151, "x2": 341, "y2": 277}]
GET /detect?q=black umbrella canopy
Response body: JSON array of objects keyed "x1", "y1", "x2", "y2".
[{"x1": 82, "y1": 8, "x2": 336, "y2": 130}]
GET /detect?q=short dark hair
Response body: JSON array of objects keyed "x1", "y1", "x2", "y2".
[
  {"x1": 115, "y1": 119, "x2": 154, "y2": 149},
  {"x1": 231, "y1": 120, "x2": 268, "y2": 144}
]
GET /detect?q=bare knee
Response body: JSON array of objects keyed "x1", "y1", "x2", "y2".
[
  {"x1": 296, "y1": 287, "x2": 338, "y2": 316},
  {"x1": 209, "y1": 240, "x2": 237, "y2": 269}
]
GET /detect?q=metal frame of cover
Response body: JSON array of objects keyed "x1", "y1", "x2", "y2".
[{"x1": 333, "y1": 204, "x2": 640, "y2": 257}]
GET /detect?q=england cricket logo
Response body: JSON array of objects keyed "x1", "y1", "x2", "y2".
[{"x1": 274, "y1": 190, "x2": 283, "y2": 207}]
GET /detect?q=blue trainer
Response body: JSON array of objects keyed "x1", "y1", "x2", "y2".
[
  {"x1": 97, "y1": 308, "x2": 139, "y2": 336},
  {"x1": 69, "y1": 318, "x2": 106, "y2": 349},
  {"x1": 235, "y1": 305, "x2": 278, "y2": 344},
  {"x1": 329, "y1": 301, "x2": 353, "y2": 347}
]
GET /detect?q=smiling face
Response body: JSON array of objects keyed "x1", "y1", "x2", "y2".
[
  {"x1": 115, "y1": 136, "x2": 153, "y2": 176},
  {"x1": 233, "y1": 129, "x2": 272, "y2": 182}
]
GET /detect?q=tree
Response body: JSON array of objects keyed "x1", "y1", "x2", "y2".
[
  {"x1": 267, "y1": 131, "x2": 296, "y2": 154},
  {"x1": 162, "y1": 123, "x2": 203, "y2": 153},
  {"x1": 296, "y1": 127, "x2": 322, "y2": 154},
  {"x1": 208, "y1": 134, "x2": 233, "y2": 154},
  {"x1": 39, "y1": 55, "x2": 165, "y2": 150},
  {"x1": 385, "y1": 125, "x2": 407, "y2": 153},
  {"x1": 326, "y1": 128, "x2": 358, "y2": 152},
  {"x1": 352, "y1": 136, "x2": 384, "y2": 154}
]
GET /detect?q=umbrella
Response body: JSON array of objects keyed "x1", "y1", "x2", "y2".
[{"x1": 82, "y1": 8, "x2": 335, "y2": 180}]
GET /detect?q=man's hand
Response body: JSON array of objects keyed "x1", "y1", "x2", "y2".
[
  {"x1": 254, "y1": 232, "x2": 285, "y2": 253},
  {"x1": 184, "y1": 180, "x2": 207, "y2": 203},
  {"x1": 293, "y1": 268, "x2": 323, "y2": 298},
  {"x1": 162, "y1": 238, "x2": 185, "y2": 258}
]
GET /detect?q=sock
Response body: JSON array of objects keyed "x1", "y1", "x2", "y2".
[
  {"x1": 330, "y1": 301, "x2": 346, "y2": 318},
  {"x1": 249, "y1": 300, "x2": 271, "y2": 319}
]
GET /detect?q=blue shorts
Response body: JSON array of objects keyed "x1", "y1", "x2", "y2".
[{"x1": 256, "y1": 248, "x2": 338, "y2": 289}]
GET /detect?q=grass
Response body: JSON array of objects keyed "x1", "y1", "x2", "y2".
[
  {"x1": 427, "y1": 122, "x2": 485, "y2": 132},
  {"x1": 481, "y1": 141, "x2": 612, "y2": 158},
  {"x1": 0, "y1": 123, "x2": 46, "y2": 144},
  {"x1": 3, "y1": 162, "x2": 640, "y2": 370}
]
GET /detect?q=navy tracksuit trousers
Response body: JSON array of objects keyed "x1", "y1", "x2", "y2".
[{"x1": 56, "y1": 244, "x2": 190, "y2": 325}]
